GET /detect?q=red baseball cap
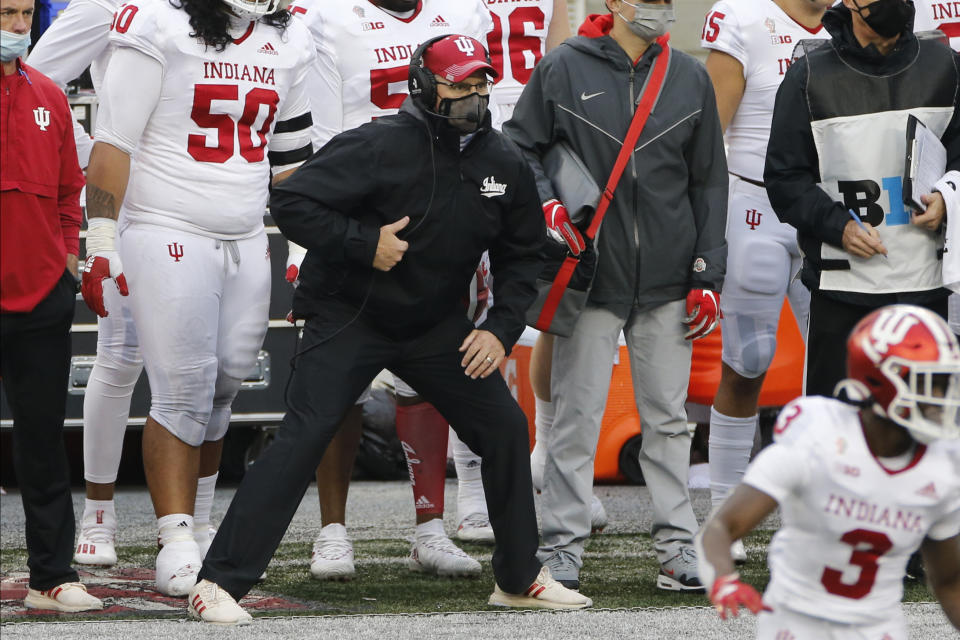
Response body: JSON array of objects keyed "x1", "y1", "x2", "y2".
[{"x1": 422, "y1": 35, "x2": 498, "y2": 82}]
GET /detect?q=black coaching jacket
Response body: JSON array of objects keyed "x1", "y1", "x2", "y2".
[{"x1": 271, "y1": 99, "x2": 545, "y2": 353}]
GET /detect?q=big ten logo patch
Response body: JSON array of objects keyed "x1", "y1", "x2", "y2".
[{"x1": 838, "y1": 178, "x2": 911, "y2": 227}]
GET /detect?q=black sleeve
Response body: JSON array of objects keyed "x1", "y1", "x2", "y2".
[
  {"x1": 763, "y1": 58, "x2": 849, "y2": 248},
  {"x1": 502, "y1": 55, "x2": 558, "y2": 203},
  {"x1": 945, "y1": 51, "x2": 960, "y2": 172},
  {"x1": 270, "y1": 129, "x2": 381, "y2": 268},
  {"x1": 684, "y1": 66, "x2": 728, "y2": 293},
  {"x1": 478, "y1": 152, "x2": 546, "y2": 355}
]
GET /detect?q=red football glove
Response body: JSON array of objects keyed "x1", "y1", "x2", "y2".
[
  {"x1": 285, "y1": 240, "x2": 307, "y2": 286},
  {"x1": 709, "y1": 573, "x2": 771, "y2": 620},
  {"x1": 684, "y1": 289, "x2": 721, "y2": 340},
  {"x1": 543, "y1": 198, "x2": 585, "y2": 256},
  {"x1": 81, "y1": 254, "x2": 128, "y2": 318}
]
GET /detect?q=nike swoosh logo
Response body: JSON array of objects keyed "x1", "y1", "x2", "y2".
[{"x1": 581, "y1": 91, "x2": 605, "y2": 101}]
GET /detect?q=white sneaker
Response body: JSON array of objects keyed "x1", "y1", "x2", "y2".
[
  {"x1": 24, "y1": 582, "x2": 104, "y2": 612},
  {"x1": 455, "y1": 512, "x2": 495, "y2": 544},
  {"x1": 488, "y1": 566, "x2": 592, "y2": 610},
  {"x1": 310, "y1": 523, "x2": 355, "y2": 581},
  {"x1": 590, "y1": 494, "x2": 608, "y2": 533},
  {"x1": 408, "y1": 534, "x2": 481, "y2": 577},
  {"x1": 188, "y1": 579, "x2": 252, "y2": 626},
  {"x1": 74, "y1": 508, "x2": 118, "y2": 566},
  {"x1": 155, "y1": 538, "x2": 202, "y2": 597},
  {"x1": 731, "y1": 539, "x2": 748, "y2": 565}
]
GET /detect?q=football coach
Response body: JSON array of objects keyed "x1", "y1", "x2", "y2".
[{"x1": 188, "y1": 34, "x2": 591, "y2": 624}]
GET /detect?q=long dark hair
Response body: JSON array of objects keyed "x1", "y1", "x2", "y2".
[{"x1": 169, "y1": 0, "x2": 291, "y2": 51}]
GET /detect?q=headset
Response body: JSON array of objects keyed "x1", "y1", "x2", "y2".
[{"x1": 408, "y1": 35, "x2": 448, "y2": 112}]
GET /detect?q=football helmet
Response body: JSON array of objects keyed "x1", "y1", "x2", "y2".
[
  {"x1": 221, "y1": 0, "x2": 288, "y2": 20},
  {"x1": 843, "y1": 304, "x2": 960, "y2": 443}
]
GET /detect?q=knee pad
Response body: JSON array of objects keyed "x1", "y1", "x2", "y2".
[
  {"x1": 90, "y1": 347, "x2": 143, "y2": 391},
  {"x1": 204, "y1": 372, "x2": 244, "y2": 442},
  {"x1": 722, "y1": 312, "x2": 778, "y2": 379},
  {"x1": 149, "y1": 407, "x2": 210, "y2": 447},
  {"x1": 149, "y1": 359, "x2": 217, "y2": 447}
]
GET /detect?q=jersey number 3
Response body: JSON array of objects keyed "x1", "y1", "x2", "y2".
[
  {"x1": 189, "y1": 85, "x2": 280, "y2": 163},
  {"x1": 820, "y1": 528, "x2": 893, "y2": 599}
]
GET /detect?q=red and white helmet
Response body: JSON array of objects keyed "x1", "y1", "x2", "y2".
[
  {"x1": 842, "y1": 305, "x2": 960, "y2": 443},
  {"x1": 222, "y1": 0, "x2": 289, "y2": 20}
]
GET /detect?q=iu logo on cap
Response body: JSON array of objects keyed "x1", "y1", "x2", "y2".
[{"x1": 454, "y1": 36, "x2": 476, "y2": 56}]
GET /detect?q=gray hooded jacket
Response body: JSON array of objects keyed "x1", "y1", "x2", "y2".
[{"x1": 504, "y1": 17, "x2": 727, "y2": 310}]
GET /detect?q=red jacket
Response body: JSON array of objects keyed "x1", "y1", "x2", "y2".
[{"x1": 1, "y1": 60, "x2": 84, "y2": 313}]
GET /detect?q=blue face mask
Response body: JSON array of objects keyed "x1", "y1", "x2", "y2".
[{"x1": 0, "y1": 30, "x2": 31, "y2": 62}]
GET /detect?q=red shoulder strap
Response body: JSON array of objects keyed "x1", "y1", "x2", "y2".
[
  {"x1": 535, "y1": 41, "x2": 672, "y2": 333},
  {"x1": 585, "y1": 40, "x2": 671, "y2": 240}
]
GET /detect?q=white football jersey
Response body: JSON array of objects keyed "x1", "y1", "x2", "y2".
[
  {"x1": 700, "y1": 0, "x2": 829, "y2": 181},
  {"x1": 913, "y1": 0, "x2": 960, "y2": 51},
  {"x1": 108, "y1": 0, "x2": 314, "y2": 238},
  {"x1": 289, "y1": 0, "x2": 492, "y2": 149},
  {"x1": 27, "y1": 0, "x2": 120, "y2": 91},
  {"x1": 744, "y1": 396, "x2": 960, "y2": 626},
  {"x1": 486, "y1": 0, "x2": 554, "y2": 106}
]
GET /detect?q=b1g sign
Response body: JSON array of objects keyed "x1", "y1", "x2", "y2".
[{"x1": 838, "y1": 178, "x2": 912, "y2": 227}]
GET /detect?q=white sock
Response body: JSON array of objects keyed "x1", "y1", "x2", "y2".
[
  {"x1": 530, "y1": 396, "x2": 554, "y2": 491},
  {"x1": 415, "y1": 517, "x2": 446, "y2": 541},
  {"x1": 83, "y1": 498, "x2": 116, "y2": 525},
  {"x1": 193, "y1": 472, "x2": 218, "y2": 528},
  {"x1": 708, "y1": 407, "x2": 758, "y2": 510},
  {"x1": 451, "y1": 429, "x2": 486, "y2": 521},
  {"x1": 158, "y1": 513, "x2": 194, "y2": 546}
]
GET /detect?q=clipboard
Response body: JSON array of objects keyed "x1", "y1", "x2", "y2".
[{"x1": 903, "y1": 114, "x2": 947, "y2": 212}]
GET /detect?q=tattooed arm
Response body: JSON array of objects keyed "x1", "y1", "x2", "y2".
[{"x1": 85, "y1": 143, "x2": 129, "y2": 220}]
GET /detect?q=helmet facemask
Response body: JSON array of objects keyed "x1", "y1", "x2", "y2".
[
  {"x1": 221, "y1": 0, "x2": 288, "y2": 21},
  {"x1": 880, "y1": 358, "x2": 960, "y2": 443}
]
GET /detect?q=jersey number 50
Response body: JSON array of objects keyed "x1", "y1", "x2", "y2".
[{"x1": 188, "y1": 85, "x2": 280, "y2": 163}]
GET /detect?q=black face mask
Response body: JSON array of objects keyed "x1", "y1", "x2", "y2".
[
  {"x1": 852, "y1": 0, "x2": 914, "y2": 38},
  {"x1": 436, "y1": 93, "x2": 489, "y2": 134}
]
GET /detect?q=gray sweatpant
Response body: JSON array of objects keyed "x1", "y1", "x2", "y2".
[{"x1": 538, "y1": 300, "x2": 699, "y2": 566}]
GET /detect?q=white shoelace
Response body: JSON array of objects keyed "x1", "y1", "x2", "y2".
[{"x1": 313, "y1": 536, "x2": 352, "y2": 560}]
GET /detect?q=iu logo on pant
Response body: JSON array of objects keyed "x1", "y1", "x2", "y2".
[
  {"x1": 745, "y1": 208, "x2": 762, "y2": 230},
  {"x1": 168, "y1": 242, "x2": 184, "y2": 262}
]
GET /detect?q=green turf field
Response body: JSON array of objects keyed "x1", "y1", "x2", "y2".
[{"x1": 0, "y1": 530, "x2": 938, "y2": 622}]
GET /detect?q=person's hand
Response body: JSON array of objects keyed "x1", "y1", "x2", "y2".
[
  {"x1": 459, "y1": 329, "x2": 505, "y2": 379},
  {"x1": 684, "y1": 289, "x2": 721, "y2": 340},
  {"x1": 285, "y1": 240, "x2": 307, "y2": 286},
  {"x1": 842, "y1": 219, "x2": 887, "y2": 258},
  {"x1": 66, "y1": 253, "x2": 79, "y2": 279},
  {"x1": 82, "y1": 253, "x2": 128, "y2": 317},
  {"x1": 543, "y1": 198, "x2": 585, "y2": 256},
  {"x1": 912, "y1": 191, "x2": 946, "y2": 232},
  {"x1": 81, "y1": 218, "x2": 128, "y2": 317},
  {"x1": 709, "y1": 573, "x2": 771, "y2": 620},
  {"x1": 374, "y1": 216, "x2": 409, "y2": 271}
]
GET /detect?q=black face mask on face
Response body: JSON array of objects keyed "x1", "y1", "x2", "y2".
[
  {"x1": 436, "y1": 93, "x2": 489, "y2": 134},
  {"x1": 852, "y1": 0, "x2": 914, "y2": 38}
]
